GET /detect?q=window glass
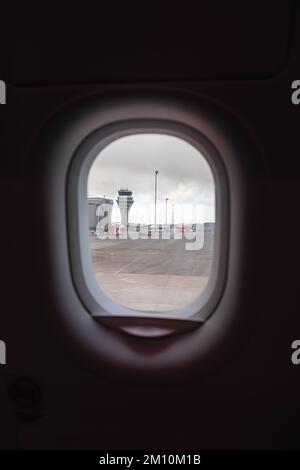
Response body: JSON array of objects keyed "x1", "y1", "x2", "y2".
[{"x1": 87, "y1": 134, "x2": 215, "y2": 312}]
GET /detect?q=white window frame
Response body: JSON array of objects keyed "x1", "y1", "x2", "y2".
[
  {"x1": 67, "y1": 120, "x2": 228, "y2": 325},
  {"x1": 42, "y1": 92, "x2": 253, "y2": 381}
]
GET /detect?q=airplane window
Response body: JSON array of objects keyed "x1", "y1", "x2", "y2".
[
  {"x1": 46, "y1": 96, "x2": 238, "y2": 361},
  {"x1": 87, "y1": 133, "x2": 216, "y2": 316}
]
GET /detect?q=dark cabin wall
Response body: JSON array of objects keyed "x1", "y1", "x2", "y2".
[{"x1": 0, "y1": 1, "x2": 299, "y2": 449}]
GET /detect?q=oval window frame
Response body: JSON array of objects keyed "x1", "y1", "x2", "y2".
[
  {"x1": 41, "y1": 91, "x2": 257, "y2": 382},
  {"x1": 67, "y1": 120, "x2": 228, "y2": 332}
]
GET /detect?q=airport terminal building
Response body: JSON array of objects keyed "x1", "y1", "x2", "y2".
[{"x1": 88, "y1": 197, "x2": 114, "y2": 232}]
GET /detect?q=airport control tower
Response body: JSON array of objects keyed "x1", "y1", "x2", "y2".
[{"x1": 116, "y1": 189, "x2": 134, "y2": 227}]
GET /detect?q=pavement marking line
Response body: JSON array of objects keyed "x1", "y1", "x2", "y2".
[{"x1": 114, "y1": 255, "x2": 144, "y2": 275}]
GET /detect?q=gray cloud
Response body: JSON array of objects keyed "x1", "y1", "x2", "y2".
[{"x1": 88, "y1": 134, "x2": 215, "y2": 223}]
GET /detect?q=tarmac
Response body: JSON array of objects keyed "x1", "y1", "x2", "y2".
[{"x1": 90, "y1": 233, "x2": 214, "y2": 312}]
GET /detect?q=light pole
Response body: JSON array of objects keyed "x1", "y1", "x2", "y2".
[
  {"x1": 165, "y1": 197, "x2": 169, "y2": 225},
  {"x1": 172, "y1": 203, "x2": 175, "y2": 228},
  {"x1": 154, "y1": 170, "x2": 159, "y2": 225}
]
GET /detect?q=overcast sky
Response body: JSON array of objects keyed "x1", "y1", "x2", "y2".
[{"x1": 88, "y1": 134, "x2": 215, "y2": 224}]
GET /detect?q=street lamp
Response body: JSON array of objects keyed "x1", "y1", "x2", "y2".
[
  {"x1": 165, "y1": 197, "x2": 169, "y2": 225},
  {"x1": 154, "y1": 170, "x2": 159, "y2": 224},
  {"x1": 172, "y1": 202, "x2": 175, "y2": 228}
]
